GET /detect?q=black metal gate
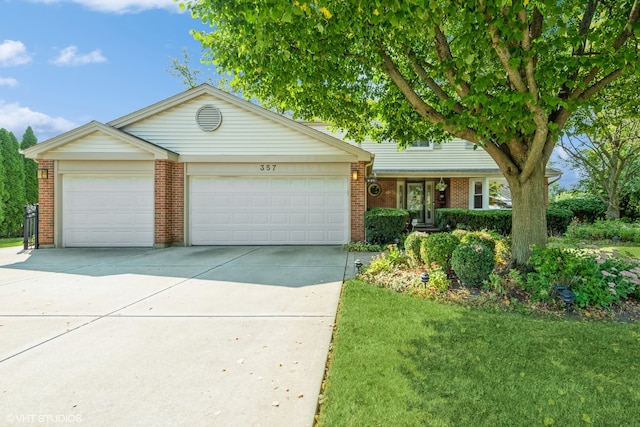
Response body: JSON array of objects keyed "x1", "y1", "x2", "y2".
[{"x1": 23, "y1": 204, "x2": 39, "y2": 250}]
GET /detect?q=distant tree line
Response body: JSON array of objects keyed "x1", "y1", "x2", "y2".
[{"x1": 0, "y1": 127, "x2": 38, "y2": 237}]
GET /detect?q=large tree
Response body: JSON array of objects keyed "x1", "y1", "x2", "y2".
[
  {"x1": 20, "y1": 126, "x2": 39, "y2": 205},
  {"x1": 0, "y1": 129, "x2": 26, "y2": 236},
  {"x1": 184, "y1": 0, "x2": 640, "y2": 265},
  {"x1": 560, "y1": 115, "x2": 640, "y2": 220}
]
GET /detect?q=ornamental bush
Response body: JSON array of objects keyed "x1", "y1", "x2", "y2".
[
  {"x1": 459, "y1": 229, "x2": 499, "y2": 254},
  {"x1": 525, "y1": 245, "x2": 640, "y2": 308},
  {"x1": 420, "y1": 232, "x2": 460, "y2": 270},
  {"x1": 365, "y1": 208, "x2": 410, "y2": 244},
  {"x1": 404, "y1": 231, "x2": 429, "y2": 265},
  {"x1": 451, "y1": 242, "x2": 495, "y2": 287}
]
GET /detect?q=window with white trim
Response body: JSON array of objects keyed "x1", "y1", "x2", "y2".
[
  {"x1": 408, "y1": 140, "x2": 432, "y2": 149},
  {"x1": 470, "y1": 179, "x2": 484, "y2": 209}
]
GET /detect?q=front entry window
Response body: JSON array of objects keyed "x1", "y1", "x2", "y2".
[{"x1": 407, "y1": 182, "x2": 425, "y2": 223}]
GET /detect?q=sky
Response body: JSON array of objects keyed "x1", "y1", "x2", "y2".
[
  {"x1": 1, "y1": 0, "x2": 578, "y2": 187},
  {"x1": 1, "y1": 0, "x2": 213, "y2": 141}
]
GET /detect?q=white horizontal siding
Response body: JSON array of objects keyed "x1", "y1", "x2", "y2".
[
  {"x1": 121, "y1": 94, "x2": 350, "y2": 158},
  {"x1": 48, "y1": 131, "x2": 149, "y2": 155},
  {"x1": 308, "y1": 124, "x2": 498, "y2": 171}
]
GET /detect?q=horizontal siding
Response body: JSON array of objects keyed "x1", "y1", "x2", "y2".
[
  {"x1": 49, "y1": 131, "x2": 148, "y2": 155},
  {"x1": 308, "y1": 124, "x2": 499, "y2": 171},
  {"x1": 121, "y1": 94, "x2": 350, "y2": 157}
]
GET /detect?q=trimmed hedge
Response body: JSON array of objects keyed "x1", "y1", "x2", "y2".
[
  {"x1": 550, "y1": 193, "x2": 606, "y2": 223},
  {"x1": 365, "y1": 208, "x2": 410, "y2": 244},
  {"x1": 435, "y1": 208, "x2": 573, "y2": 236}
]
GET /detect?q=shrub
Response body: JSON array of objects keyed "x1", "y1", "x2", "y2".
[
  {"x1": 459, "y1": 230, "x2": 498, "y2": 254},
  {"x1": 365, "y1": 244, "x2": 407, "y2": 275},
  {"x1": 404, "y1": 232, "x2": 429, "y2": 265},
  {"x1": 436, "y1": 208, "x2": 574, "y2": 236},
  {"x1": 495, "y1": 235, "x2": 512, "y2": 266},
  {"x1": 426, "y1": 266, "x2": 451, "y2": 292},
  {"x1": 451, "y1": 242, "x2": 496, "y2": 287},
  {"x1": 525, "y1": 245, "x2": 640, "y2": 308},
  {"x1": 365, "y1": 208, "x2": 410, "y2": 244},
  {"x1": 343, "y1": 241, "x2": 386, "y2": 252},
  {"x1": 420, "y1": 232, "x2": 460, "y2": 270},
  {"x1": 565, "y1": 219, "x2": 640, "y2": 243},
  {"x1": 550, "y1": 192, "x2": 606, "y2": 223}
]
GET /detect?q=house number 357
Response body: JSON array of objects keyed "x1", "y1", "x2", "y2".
[{"x1": 260, "y1": 164, "x2": 277, "y2": 171}]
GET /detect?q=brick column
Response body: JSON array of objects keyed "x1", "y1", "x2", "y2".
[
  {"x1": 154, "y1": 160, "x2": 172, "y2": 247},
  {"x1": 170, "y1": 162, "x2": 185, "y2": 245},
  {"x1": 450, "y1": 178, "x2": 469, "y2": 209},
  {"x1": 37, "y1": 160, "x2": 55, "y2": 247},
  {"x1": 350, "y1": 162, "x2": 366, "y2": 242}
]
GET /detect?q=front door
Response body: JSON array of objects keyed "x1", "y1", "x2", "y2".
[
  {"x1": 407, "y1": 181, "x2": 435, "y2": 225},
  {"x1": 407, "y1": 182, "x2": 425, "y2": 223}
]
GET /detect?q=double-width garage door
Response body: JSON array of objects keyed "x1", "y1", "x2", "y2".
[
  {"x1": 190, "y1": 177, "x2": 349, "y2": 245},
  {"x1": 62, "y1": 175, "x2": 154, "y2": 247}
]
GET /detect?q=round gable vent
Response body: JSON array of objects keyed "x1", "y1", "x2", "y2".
[{"x1": 196, "y1": 105, "x2": 222, "y2": 131}]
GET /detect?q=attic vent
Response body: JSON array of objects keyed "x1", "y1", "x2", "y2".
[{"x1": 196, "y1": 105, "x2": 222, "y2": 131}]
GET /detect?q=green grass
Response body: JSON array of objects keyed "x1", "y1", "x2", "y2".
[
  {"x1": 0, "y1": 237, "x2": 23, "y2": 248},
  {"x1": 318, "y1": 280, "x2": 640, "y2": 427}
]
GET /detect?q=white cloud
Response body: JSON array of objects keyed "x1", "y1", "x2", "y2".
[
  {"x1": 51, "y1": 45, "x2": 107, "y2": 66},
  {"x1": 0, "y1": 77, "x2": 18, "y2": 87},
  {"x1": 31, "y1": 0, "x2": 182, "y2": 14},
  {"x1": 0, "y1": 40, "x2": 32, "y2": 67},
  {"x1": 0, "y1": 100, "x2": 76, "y2": 139}
]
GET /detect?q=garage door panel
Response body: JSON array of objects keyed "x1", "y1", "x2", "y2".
[
  {"x1": 63, "y1": 175, "x2": 153, "y2": 247},
  {"x1": 190, "y1": 176, "x2": 348, "y2": 245}
]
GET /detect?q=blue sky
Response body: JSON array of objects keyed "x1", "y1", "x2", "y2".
[{"x1": 1, "y1": 0, "x2": 212, "y2": 141}]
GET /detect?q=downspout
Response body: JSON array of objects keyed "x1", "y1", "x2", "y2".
[{"x1": 364, "y1": 156, "x2": 375, "y2": 243}]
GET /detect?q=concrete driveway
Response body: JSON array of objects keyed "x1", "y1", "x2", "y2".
[{"x1": 0, "y1": 246, "x2": 349, "y2": 427}]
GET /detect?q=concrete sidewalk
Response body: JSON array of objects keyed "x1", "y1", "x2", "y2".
[{"x1": 0, "y1": 246, "x2": 348, "y2": 426}]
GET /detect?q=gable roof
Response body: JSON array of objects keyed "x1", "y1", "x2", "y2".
[
  {"x1": 22, "y1": 121, "x2": 178, "y2": 161},
  {"x1": 108, "y1": 84, "x2": 372, "y2": 162}
]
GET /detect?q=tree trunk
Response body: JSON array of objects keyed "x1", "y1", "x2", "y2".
[
  {"x1": 508, "y1": 162, "x2": 548, "y2": 268},
  {"x1": 607, "y1": 196, "x2": 620, "y2": 220}
]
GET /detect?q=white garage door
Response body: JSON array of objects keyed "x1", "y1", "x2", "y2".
[
  {"x1": 190, "y1": 177, "x2": 349, "y2": 245},
  {"x1": 63, "y1": 175, "x2": 154, "y2": 247}
]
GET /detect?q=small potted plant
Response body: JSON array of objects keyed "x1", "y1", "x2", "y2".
[{"x1": 435, "y1": 179, "x2": 448, "y2": 191}]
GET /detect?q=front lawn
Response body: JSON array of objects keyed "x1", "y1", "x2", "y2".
[
  {"x1": 0, "y1": 237, "x2": 23, "y2": 248},
  {"x1": 317, "y1": 280, "x2": 640, "y2": 426}
]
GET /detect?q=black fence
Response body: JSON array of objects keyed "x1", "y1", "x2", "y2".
[{"x1": 23, "y1": 204, "x2": 39, "y2": 250}]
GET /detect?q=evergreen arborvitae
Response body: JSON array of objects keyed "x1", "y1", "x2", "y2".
[
  {"x1": 0, "y1": 129, "x2": 26, "y2": 236},
  {"x1": 0, "y1": 132, "x2": 5, "y2": 228},
  {"x1": 20, "y1": 127, "x2": 39, "y2": 205}
]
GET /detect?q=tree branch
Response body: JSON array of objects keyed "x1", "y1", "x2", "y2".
[
  {"x1": 432, "y1": 25, "x2": 471, "y2": 98},
  {"x1": 403, "y1": 46, "x2": 465, "y2": 114}
]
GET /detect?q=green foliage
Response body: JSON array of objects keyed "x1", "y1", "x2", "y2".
[
  {"x1": 436, "y1": 209, "x2": 512, "y2": 235},
  {"x1": 546, "y1": 207, "x2": 574, "y2": 236},
  {"x1": 451, "y1": 242, "x2": 496, "y2": 288},
  {"x1": 437, "y1": 208, "x2": 573, "y2": 236},
  {"x1": 404, "y1": 231, "x2": 429, "y2": 265},
  {"x1": 342, "y1": 241, "x2": 385, "y2": 252},
  {"x1": 525, "y1": 245, "x2": 640, "y2": 308},
  {"x1": 425, "y1": 266, "x2": 451, "y2": 293},
  {"x1": 364, "y1": 208, "x2": 409, "y2": 245},
  {"x1": 458, "y1": 229, "x2": 499, "y2": 254},
  {"x1": 420, "y1": 232, "x2": 460, "y2": 270},
  {"x1": 550, "y1": 192, "x2": 606, "y2": 223},
  {"x1": 186, "y1": 0, "x2": 639, "y2": 266},
  {"x1": 566, "y1": 219, "x2": 640, "y2": 243},
  {"x1": 495, "y1": 235, "x2": 512, "y2": 266},
  {"x1": 20, "y1": 126, "x2": 38, "y2": 205},
  {"x1": 0, "y1": 129, "x2": 26, "y2": 237}
]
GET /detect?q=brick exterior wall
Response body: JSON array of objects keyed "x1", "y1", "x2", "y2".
[
  {"x1": 350, "y1": 162, "x2": 367, "y2": 242},
  {"x1": 154, "y1": 160, "x2": 185, "y2": 247},
  {"x1": 367, "y1": 178, "x2": 397, "y2": 209},
  {"x1": 37, "y1": 160, "x2": 55, "y2": 247},
  {"x1": 450, "y1": 177, "x2": 469, "y2": 209},
  {"x1": 171, "y1": 162, "x2": 185, "y2": 245}
]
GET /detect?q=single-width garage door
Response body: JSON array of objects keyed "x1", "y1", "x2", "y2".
[
  {"x1": 62, "y1": 175, "x2": 154, "y2": 247},
  {"x1": 190, "y1": 177, "x2": 349, "y2": 245}
]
